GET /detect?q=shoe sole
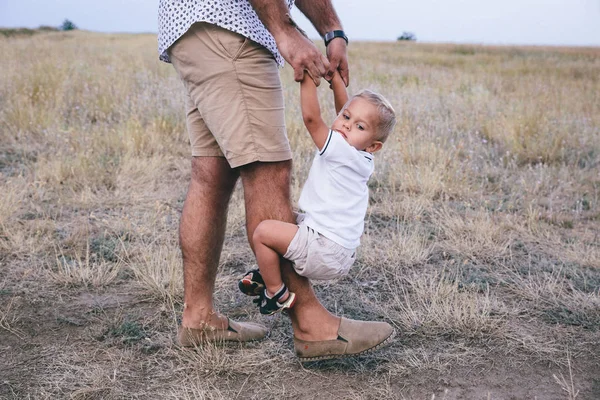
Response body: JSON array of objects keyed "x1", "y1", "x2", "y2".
[
  {"x1": 178, "y1": 320, "x2": 268, "y2": 346},
  {"x1": 297, "y1": 328, "x2": 397, "y2": 362}
]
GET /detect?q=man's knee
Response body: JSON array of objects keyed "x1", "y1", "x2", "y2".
[
  {"x1": 240, "y1": 161, "x2": 294, "y2": 223},
  {"x1": 240, "y1": 161, "x2": 292, "y2": 202},
  {"x1": 240, "y1": 160, "x2": 292, "y2": 187},
  {"x1": 190, "y1": 157, "x2": 238, "y2": 194}
]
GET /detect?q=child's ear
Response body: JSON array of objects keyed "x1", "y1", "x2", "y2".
[{"x1": 366, "y1": 141, "x2": 383, "y2": 153}]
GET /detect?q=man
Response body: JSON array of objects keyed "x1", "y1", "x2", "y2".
[{"x1": 158, "y1": 0, "x2": 395, "y2": 360}]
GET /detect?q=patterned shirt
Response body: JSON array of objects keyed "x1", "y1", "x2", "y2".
[{"x1": 158, "y1": 0, "x2": 295, "y2": 65}]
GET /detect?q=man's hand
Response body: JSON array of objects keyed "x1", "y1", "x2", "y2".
[
  {"x1": 325, "y1": 38, "x2": 349, "y2": 87},
  {"x1": 249, "y1": 0, "x2": 329, "y2": 85},
  {"x1": 279, "y1": 28, "x2": 329, "y2": 86},
  {"x1": 294, "y1": 0, "x2": 349, "y2": 86}
]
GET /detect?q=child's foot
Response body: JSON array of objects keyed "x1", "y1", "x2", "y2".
[
  {"x1": 260, "y1": 285, "x2": 296, "y2": 315},
  {"x1": 238, "y1": 269, "x2": 265, "y2": 296}
]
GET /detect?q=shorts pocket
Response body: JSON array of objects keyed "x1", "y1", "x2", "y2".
[
  {"x1": 214, "y1": 26, "x2": 248, "y2": 60},
  {"x1": 302, "y1": 237, "x2": 350, "y2": 280},
  {"x1": 339, "y1": 251, "x2": 356, "y2": 275},
  {"x1": 317, "y1": 235, "x2": 345, "y2": 257}
]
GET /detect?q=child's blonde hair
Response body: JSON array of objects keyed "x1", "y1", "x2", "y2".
[{"x1": 352, "y1": 90, "x2": 396, "y2": 143}]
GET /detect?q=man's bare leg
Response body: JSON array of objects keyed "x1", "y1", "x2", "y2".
[
  {"x1": 180, "y1": 156, "x2": 238, "y2": 330},
  {"x1": 240, "y1": 160, "x2": 340, "y2": 341}
]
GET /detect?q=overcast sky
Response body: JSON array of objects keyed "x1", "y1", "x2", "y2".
[{"x1": 1, "y1": 0, "x2": 599, "y2": 47}]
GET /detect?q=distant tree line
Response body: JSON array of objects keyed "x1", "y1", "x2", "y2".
[
  {"x1": 0, "y1": 19, "x2": 77, "y2": 37},
  {"x1": 397, "y1": 31, "x2": 416, "y2": 41},
  {"x1": 0, "y1": 26, "x2": 57, "y2": 37}
]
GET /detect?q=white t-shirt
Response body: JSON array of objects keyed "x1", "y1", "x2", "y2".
[
  {"x1": 299, "y1": 130, "x2": 375, "y2": 249},
  {"x1": 158, "y1": 0, "x2": 294, "y2": 65}
]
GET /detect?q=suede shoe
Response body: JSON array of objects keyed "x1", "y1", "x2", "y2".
[
  {"x1": 293, "y1": 317, "x2": 396, "y2": 361},
  {"x1": 178, "y1": 318, "x2": 268, "y2": 347}
]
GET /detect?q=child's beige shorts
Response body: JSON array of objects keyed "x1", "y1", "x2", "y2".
[
  {"x1": 283, "y1": 214, "x2": 356, "y2": 280},
  {"x1": 168, "y1": 22, "x2": 292, "y2": 168}
]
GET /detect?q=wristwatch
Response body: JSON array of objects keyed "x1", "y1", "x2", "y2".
[{"x1": 324, "y1": 30, "x2": 348, "y2": 47}]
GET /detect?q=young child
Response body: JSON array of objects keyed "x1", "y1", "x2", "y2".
[{"x1": 239, "y1": 70, "x2": 396, "y2": 315}]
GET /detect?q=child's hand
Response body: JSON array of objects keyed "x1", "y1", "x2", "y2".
[
  {"x1": 326, "y1": 70, "x2": 340, "y2": 90},
  {"x1": 304, "y1": 70, "x2": 318, "y2": 86},
  {"x1": 326, "y1": 78, "x2": 334, "y2": 90}
]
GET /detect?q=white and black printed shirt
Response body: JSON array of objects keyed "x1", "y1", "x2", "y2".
[{"x1": 158, "y1": 0, "x2": 294, "y2": 65}]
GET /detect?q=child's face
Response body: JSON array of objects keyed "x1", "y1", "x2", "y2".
[{"x1": 331, "y1": 97, "x2": 383, "y2": 153}]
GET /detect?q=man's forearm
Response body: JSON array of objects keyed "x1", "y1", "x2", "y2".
[
  {"x1": 294, "y1": 0, "x2": 342, "y2": 37},
  {"x1": 249, "y1": 0, "x2": 296, "y2": 42}
]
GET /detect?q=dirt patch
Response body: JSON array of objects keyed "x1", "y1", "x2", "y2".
[{"x1": 2, "y1": 275, "x2": 599, "y2": 399}]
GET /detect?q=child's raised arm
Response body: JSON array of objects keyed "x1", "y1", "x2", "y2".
[
  {"x1": 301, "y1": 71, "x2": 329, "y2": 149},
  {"x1": 330, "y1": 70, "x2": 349, "y2": 115}
]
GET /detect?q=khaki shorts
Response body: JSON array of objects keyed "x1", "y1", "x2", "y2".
[
  {"x1": 284, "y1": 214, "x2": 357, "y2": 281},
  {"x1": 168, "y1": 22, "x2": 292, "y2": 168}
]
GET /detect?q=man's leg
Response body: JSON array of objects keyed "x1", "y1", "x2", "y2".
[
  {"x1": 240, "y1": 160, "x2": 340, "y2": 341},
  {"x1": 180, "y1": 156, "x2": 238, "y2": 330}
]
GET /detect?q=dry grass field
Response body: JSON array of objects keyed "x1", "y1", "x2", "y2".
[{"x1": 1, "y1": 30, "x2": 599, "y2": 399}]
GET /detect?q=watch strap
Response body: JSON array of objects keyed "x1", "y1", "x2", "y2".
[{"x1": 324, "y1": 30, "x2": 348, "y2": 46}]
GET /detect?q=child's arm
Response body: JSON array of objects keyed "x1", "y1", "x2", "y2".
[
  {"x1": 330, "y1": 70, "x2": 349, "y2": 115},
  {"x1": 301, "y1": 72, "x2": 330, "y2": 149}
]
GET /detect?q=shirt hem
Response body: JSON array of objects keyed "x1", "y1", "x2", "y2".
[{"x1": 158, "y1": 20, "x2": 284, "y2": 65}]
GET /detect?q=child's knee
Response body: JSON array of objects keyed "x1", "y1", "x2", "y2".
[{"x1": 252, "y1": 220, "x2": 271, "y2": 245}]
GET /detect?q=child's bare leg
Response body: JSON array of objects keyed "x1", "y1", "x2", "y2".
[{"x1": 252, "y1": 220, "x2": 299, "y2": 299}]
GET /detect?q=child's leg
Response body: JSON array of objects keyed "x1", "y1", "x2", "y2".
[{"x1": 252, "y1": 219, "x2": 299, "y2": 299}]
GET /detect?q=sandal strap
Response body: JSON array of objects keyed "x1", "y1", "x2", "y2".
[{"x1": 271, "y1": 285, "x2": 289, "y2": 305}]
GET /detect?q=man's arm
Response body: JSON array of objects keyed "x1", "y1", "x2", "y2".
[
  {"x1": 295, "y1": 0, "x2": 349, "y2": 86},
  {"x1": 330, "y1": 71, "x2": 349, "y2": 115},
  {"x1": 301, "y1": 72, "x2": 329, "y2": 150},
  {"x1": 249, "y1": 0, "x2": 328, "y2": 85},
  {"x1": 294, "y1": 0, "x2": 342, "y2": 36}
]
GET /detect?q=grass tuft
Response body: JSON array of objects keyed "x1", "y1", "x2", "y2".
[{"x1": 48, "y1": 243, "x2": 121, "y2": 287}]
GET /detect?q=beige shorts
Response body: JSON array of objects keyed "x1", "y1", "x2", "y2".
[
  {"x1": 284, "y1": 214, "x2": 356, "y2": 281},
  {"x1": 168, "y1": 22, "x2": 292, "y2": 168}
]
